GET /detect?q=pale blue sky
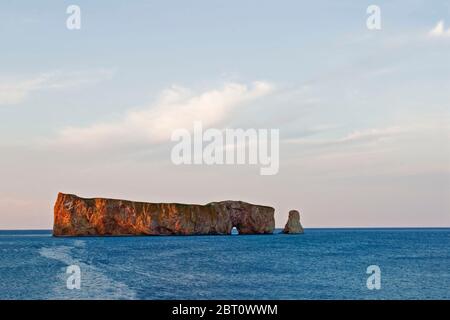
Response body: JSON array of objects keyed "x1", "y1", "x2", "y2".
[{"x1": 0, "y1": 1, "x2": 449, "y2": 228}]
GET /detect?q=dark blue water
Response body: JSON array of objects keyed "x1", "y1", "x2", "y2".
[{"x1": 0, "y1": 229, "x2": 449, "y2": 299}]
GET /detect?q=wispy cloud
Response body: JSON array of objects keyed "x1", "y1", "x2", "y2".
[
  {"x1": 282, "y1": 120, "x2": 450, "y2": 180},
  {"x1": 0, "y1": 69, "x2": 115, "y2": 106},
  {"x1": 47, "y1": 81, "x2": 274, "y2": 149},
  {"x1": 285, "y1": 126, "x2": 406, "y2": 147},
  {"x1": 0, "y1": 74, "x2": 50, "y2": 105},
  {"x1": 429, "y1": 20, "x2": 450, "y2": 38},
  {"x1": 332, "y1": 127, "x2": 405, "y2": 144}
]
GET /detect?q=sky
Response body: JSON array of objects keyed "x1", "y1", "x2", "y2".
[{"x1": 0, "y1": 0, "x2": 449, "y2": 229}]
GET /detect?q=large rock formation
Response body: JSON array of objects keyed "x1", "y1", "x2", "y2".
[
  {"x1": 282, "y1": 210, "x2": 304, "y2": 234},
  {"x1": 53, "y1": 193, "x2": 275, "y2": 236}
]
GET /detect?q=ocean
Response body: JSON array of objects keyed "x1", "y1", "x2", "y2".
[{"x1": 0, "y1": 228, "x2": 449, "y2": 300}]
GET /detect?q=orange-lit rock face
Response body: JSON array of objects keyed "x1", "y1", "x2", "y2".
[{"x1": 53, "y1": 193, "x2": 275, "y2": 236}]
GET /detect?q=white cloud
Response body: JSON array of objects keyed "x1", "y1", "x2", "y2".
[
  {"x1": 334, "y1": 126, "x2": 405, "y2": 144},
  {"x1": 49, "y1": 81, "x2": 274, "y2": 149},
  {"x1": 429, "y1": 20, "x2": 450, "y2": 37},
  {"x1": 0, "y1": 69, "x2": 114, "y2": 106},
  {"x1": 285, "y1": 126, "x2": 406, "y2": 147},
  {"x1": 0, "y1": 74, "x2": 50, "y2": 105}
]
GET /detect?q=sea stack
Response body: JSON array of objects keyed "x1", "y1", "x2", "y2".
[
  {"x1": 53, "y1": 193, "x2": 275, "y2": 236},
  {"x1": 282, "y1": 210, "x2": 304, "y2": 234}
]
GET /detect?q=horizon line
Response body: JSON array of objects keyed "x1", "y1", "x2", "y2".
[{"x1": 1, "y1": 226, "x2": 449, "y2": 232}]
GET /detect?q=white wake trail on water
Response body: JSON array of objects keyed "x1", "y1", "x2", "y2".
[{"x1": 39, "y1": 243, "x2": 137, "y2": 300}]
